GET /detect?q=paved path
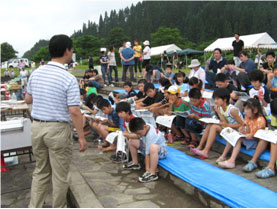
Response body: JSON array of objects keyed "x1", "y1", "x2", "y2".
[{"x1": 69, "y1": 136, "x2": 205, "y2": 208}]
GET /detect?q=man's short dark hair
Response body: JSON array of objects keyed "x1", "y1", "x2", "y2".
[
  {"x1": 270, "y1": 98, "x2": 277, "y2": 115},
  {"x1": 138, "y1": 79, "x2": 147, "y2": 85},
  {"x1": 249, "y1": 70, "x2": 264, "y2": 83},
  {"x1": 212, "y1": 88, "x2": 230, "y2": 104},
  {"x1": 98, "y1": 99, "x2": 111, "y2": 109},
  {"x1": 158, "y1": 77, "x2": 171, "y2": 87},
  {"x1": 49, "y1": 34, "x2": 73, "y2": 58},
  {"x1": 215, "y1": 73, "x2": 227, "y2": 82},
  {"x1": 188, "y1": 88, "x2": 202, "y2": 99},
  {"x1": 123, "y1": 81, "x2": 132, "y2": 87},
  {"x1": 92, "y1": 69, "x2": 98, "y2": 75},
  {"x1": 266, "y1": 50, "x2": 275, "y2": 58},
  {"x1": 235, "y1": 32, "x2": 240, "y2": 36},
  {"x1": 239, "y1": 50, "x2": 249, "y2": 58},
  {"x1": 116, "y1": 102, "x2": 132, "y2": 114},
  {"x1": 144, "y1": 83, "x2": 155, "y2": 92},
  {"x1": 214, "y1": 48, "x2": 222, "y2": 54},
  {"x1": 129, "y1": 117, "x2": 145, "y2": 132}
]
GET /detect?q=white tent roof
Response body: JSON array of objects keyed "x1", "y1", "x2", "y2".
[
  {"x1": 204, "y1": 32, "x2": 277, "y2": 52},
  {"x1": 150, "y1": 44, "x2": 182, "y2": 57}
]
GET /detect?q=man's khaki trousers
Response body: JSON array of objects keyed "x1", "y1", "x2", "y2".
[{"x1": 29, "y1": 121, "x2": 73, "y2": 208}]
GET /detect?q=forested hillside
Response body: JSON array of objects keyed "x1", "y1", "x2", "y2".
[
  {"x1": 72, "y1": 1, "x2": 277, "y2": 43},
  {"x1": 24, "y1": 1, "x2": 277, "y2": 62}
]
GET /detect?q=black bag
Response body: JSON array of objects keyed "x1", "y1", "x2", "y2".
[{"x1": 185, "y1": 117, "x2": 202, "y2": 133}]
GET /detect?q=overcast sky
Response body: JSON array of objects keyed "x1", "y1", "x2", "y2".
[{"x1": 0, "y1": 0, "x2": 140, "y2": 57}]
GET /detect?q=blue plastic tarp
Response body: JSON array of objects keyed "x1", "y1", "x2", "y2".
[{"x1": 158, "y1": 146, "x2": 277, "y2": 208}]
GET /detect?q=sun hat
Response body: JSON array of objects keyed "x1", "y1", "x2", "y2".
[
  {"x1": 188, "y1": 59, "x2": 201, "y2": 68},
  {"x1": 167, "y1": 85, "x2": 180, "y2": 95},
  {"x1": 100, "y1": 48, "x2": 106, "y2": 52},
  {"x1": 143, "y1": 40, "x2": 150, "y2": 46},
  {"x1": 126, "y1": 42, "x2": 131, "y2": 48}
]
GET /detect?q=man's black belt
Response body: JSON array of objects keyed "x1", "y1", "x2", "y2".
[{"x1": 33, "y1": 118, "x2": 66, "y2": 123}]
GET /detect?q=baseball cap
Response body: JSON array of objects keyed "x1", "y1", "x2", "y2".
[{"x1": 167, "y1": 86, "x2": 180, "y2": 95}]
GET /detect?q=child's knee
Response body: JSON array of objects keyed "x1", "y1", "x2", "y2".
[{"x1": 150, "y1": 144, "x2": 160, "y2": 153}]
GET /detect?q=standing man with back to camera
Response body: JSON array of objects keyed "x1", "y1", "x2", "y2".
[{"x1": 26, "y1": 34, "x2": 87, "y2": 208}]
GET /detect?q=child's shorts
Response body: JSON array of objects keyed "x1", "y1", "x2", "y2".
[
  {"x1": 159, "y1": 146, "x2": 168, "y2": 159},
  {"x1": 174, "y1": 116, "x2": 186, "y2": 129},
  {"x1": 242, "y1": 138, "x2": 258, "y2": 150}
]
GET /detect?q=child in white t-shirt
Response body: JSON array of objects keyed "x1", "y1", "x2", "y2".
[{"x1": 123, "y1": 117, "x2": 168, "y2": 183}]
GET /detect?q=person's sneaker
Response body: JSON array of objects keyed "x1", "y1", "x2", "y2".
[
  {"x1": 122, "y1": 162, "x2": 141, "y2": 170},
  {"x1": 138, "y1": 171, "x2": 151, "y2": 181},
  {"x1": 255, "y1": 167, "x2": 276, "y2": 179},
  {"x1": 139, "y1": 173, "x2": 159, "y2": 183},
  {"x1": 243, "y1": 160, "x2": 258, "y2": 172},
  {"x1": 109, "y1": 84, "x2": 114, "y2": 87}
]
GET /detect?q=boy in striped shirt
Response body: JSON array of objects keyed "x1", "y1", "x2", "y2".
[{"x1": 186, "y1": 88, "x2": 214, "y2": 148}]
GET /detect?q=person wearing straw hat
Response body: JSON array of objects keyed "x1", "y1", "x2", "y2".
[{"x1": 188, "y1": 59, "x2": 206, "y2": 89}]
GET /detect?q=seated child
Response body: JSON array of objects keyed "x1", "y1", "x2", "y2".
[
  {"x1": 136, "y1": 83, "x2": 164, "y2": 110},
  {"x1": 162, "y1": 65, "x2": 175, "y2": 85},
  {"x1": 134, "y1": 79, "x2": 147, "y2": 101},
  {"x1": 108, "y1": 91, "x2": 120, "y2": 105},
  {"x1": 255, "y1": 99, "x2": 277, "y2": 178},
  {"x1": 80, "y1": 69, "x2": 91, "y2": 89},
  {"x1": 267, "y1": 63, "x2": 277, "y2": 100},
  {"x1": 113, "y1": 102, "x2": 138, "y2": 162},
  {"x1": 88, "y1": 69, "x2": 104, "y2": 89},
  {"x1": 167, "y1": 85, "x2": 191, "y2": 142},
  {"x1": 188, "y1": 77, "x2": 203, "y2": 91},
  {"x1": 174, "y1": 72, "x2": 189, "y2": 97},
  {"x1": 218, "y1": 98, "x2": 267, "y2": 169},
  {"x1": 158, "y1": 77, "x2": 171, "y2": 93},
  {"x1": 215, "y1": 73, "x2": 237, "y2": 94},
  {"x1": 260, "y1": 50, "x2": 276, "y2": 85},
  {"x1": 123, "y1": 117, "x2": 168, "y2": 183},
  {"x1": 185, "y1": 88, "x2": 214, "y2": 148},
  {"x1": 144, "y1": 64, "x2": 164, "y2": 83},
  {"x1": 123, "y1": 81, "x2": 137, "y2": 98},
  {"x1": 192, "y1": 88, "x2": 244, "y2": 159},
  {"x1": 149, "y1": 85, "x2": 171, "y2": 116},
  {"x1": 90, "y1": 99, "x2": 124, "y2": 151},
  {"x1": 248, "y1": 70, "x2": 270, "y2": 108}
]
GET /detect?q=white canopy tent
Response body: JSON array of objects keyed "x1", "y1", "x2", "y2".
[
  {"x1": 150, "y1": 44, "x2": 182, "y2": 57},
  {"x1": 204, "y1": 32, "x2": 277, "y2": 52}
]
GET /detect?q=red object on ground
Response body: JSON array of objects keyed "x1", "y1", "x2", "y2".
[{"x1": 1, "y1": 154, "x2": 8, "y2": 172}]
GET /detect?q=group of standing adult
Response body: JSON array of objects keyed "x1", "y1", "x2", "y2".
[{"x1": 88, "y1": 40, "x2": 151, "y2": 86}]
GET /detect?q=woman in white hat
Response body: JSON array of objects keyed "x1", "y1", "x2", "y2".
[
  {"x1": 142, "y1": 40, "x2": 151, "y2": 77},
  {"x1": 188, "y1": 59, "x2": 206, "y2": 89}
]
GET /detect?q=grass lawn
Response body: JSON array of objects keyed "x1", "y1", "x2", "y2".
[{"x1": 1, "y1": 64, "x2": 191, "y2": 79}]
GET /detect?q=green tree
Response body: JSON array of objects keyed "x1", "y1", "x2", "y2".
[
  {"x1": 1, "y1": 42, "x2": 18, "y2": 61},
  {"x1": 74, "y1": 35, "x2": 101, "y2": 60},
  {"x1": 32, "y1": 46, "x2": 50, "y2": 63},
  {"x1": 150, "y1": 27, "x2": 184, "y2": 48},
  {"x1": 23, "y1": 39, "x2": 49, "y2": 59},
  {"x1": 105, "y1": 27, "x2": 129, "y2": 48}
]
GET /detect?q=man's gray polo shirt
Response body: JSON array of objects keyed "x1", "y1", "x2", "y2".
[{"x1": 27, "y1": 61, "x2": 80, "y2": 122}]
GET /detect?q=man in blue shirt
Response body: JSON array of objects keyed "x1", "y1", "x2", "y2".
[
  {"x1": 120, "y1": 41, "x2": 136, "y2": 82},
  {"x1": 232, "y1": 50, "x2": 256, "y2": 90},
  {"x1": 205, "y1": 48, "x2": 228, "y2": 87}
]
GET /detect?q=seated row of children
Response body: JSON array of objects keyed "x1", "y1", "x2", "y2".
[{"x1": 79, "y1": 73, "x2": 276, "y2": 180}]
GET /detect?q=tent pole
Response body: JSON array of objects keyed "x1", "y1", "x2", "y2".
[{"x1": 186, "y1": 55, "x2": 187, "y2": 70}]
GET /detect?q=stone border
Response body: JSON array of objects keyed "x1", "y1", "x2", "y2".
[
  {"x1": 158, "y1": 166, "x2": 230, "y2": 208},
  {"x1": 68, "y1": 164, "x2": 103, "y2": 208}
]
